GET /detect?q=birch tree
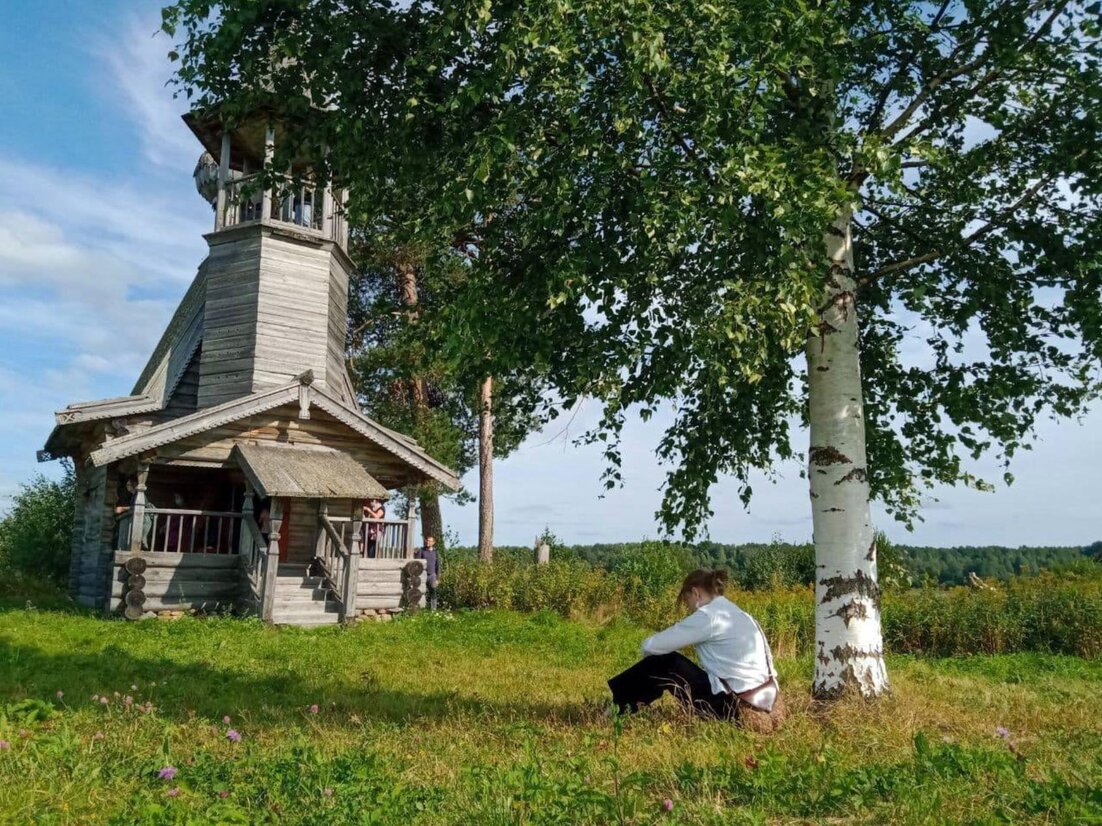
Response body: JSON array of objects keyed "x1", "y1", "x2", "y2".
[{"x1": 167, "y1": 0, "x2": 1102, "y2": 697}]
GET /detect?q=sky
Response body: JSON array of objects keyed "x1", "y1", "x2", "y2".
[{"x1": 0, "y1": 1, "x2": 1098, "y2": 549}]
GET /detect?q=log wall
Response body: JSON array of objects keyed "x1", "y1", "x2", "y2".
[
  {"x1": 71, "y1": 464, "x2": 111, "y2": 609},
  {"x1": 354, "y1": 558, "x2": 426, "y2": 619},
  {"x1": 109, "y1": 552, "x2": 242, "y2": 615}
]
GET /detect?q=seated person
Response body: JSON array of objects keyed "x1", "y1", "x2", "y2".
[{"x1": 607, "y1": 569, "x2": 785, "y2": 731}]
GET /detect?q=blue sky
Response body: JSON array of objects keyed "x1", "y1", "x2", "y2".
[{"x1": 1, "y1": 2, "x2": 1098, "y2": 548}]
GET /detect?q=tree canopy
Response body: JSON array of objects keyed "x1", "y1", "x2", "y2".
[{"x1": 165, "y1": 0, "x2": 1102, "y2": 538}]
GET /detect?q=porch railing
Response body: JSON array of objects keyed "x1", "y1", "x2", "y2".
[
  {"x1": 327, "y1": 517, "x2": 415, "y2": 559},
  {"x1": 318, "y1": 510, "x2": 358, "y2": 619},
  {"x1": 116, "y1": 508, "x2": 243, "y2": 554},
  {"x1": 217, "y1": 172, "x2": 343, "y2": 244},
  {"x1": 240, "y1": 512, "x2": 270, "y2": 614}
]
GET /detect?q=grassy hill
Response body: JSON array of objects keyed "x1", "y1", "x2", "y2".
[{"x1": 0, "y1": 604, "x2": 1099, "y2": 824}]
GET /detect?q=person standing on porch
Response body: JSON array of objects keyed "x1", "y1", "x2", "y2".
[
  {"x1": 414, "y1": 535, "x2": 441, "y2": 611},
  {"x1": 606, "y1": 569, "x2": 786, "y2": 732},
  {"x1": 362, "y1": 498, "x2": 385, "y2": 558}
]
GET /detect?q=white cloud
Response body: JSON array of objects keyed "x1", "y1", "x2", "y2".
[{"x1": 96, "y1": 16, "x2": 200, "y2": 172}]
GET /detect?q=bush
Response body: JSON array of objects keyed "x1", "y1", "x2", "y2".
[
  {"x1": 0, "y1": 466, "x2": 75, "y2": 584},
  {"x1": 882, "y1": 570, "x2": 1102, "y2": 658}
]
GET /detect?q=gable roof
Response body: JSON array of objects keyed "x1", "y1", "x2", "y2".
[
  {"x1": 234, "y1": 442, "x2": 390, "y2": 500},
  {"x1": 87, "y1": 375, "x2": 460, "y2": 491}
]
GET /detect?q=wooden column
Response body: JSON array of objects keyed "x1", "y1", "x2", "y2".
[
  {"x1": 261, "y1": 499, "x2": 282, "y2": 622},
  {"x1": 260, "y1": 125, "x2": 275, "y2": 223},
  {"x1": 315, "y1": 499, "x2": 328, "y2": 561},
  {"x1": 344, "y1": 510, "x2": 362, "y2": 621},
  {"x1": 239, "y1": 486, "x2": 255, "y2": 554},
  {"x1": 321, "y1": 185, "x2": 333, "y2": 239},
  {"x1": 215, "y1": 131, "x2": 231, "y2": 231},
  {"x1": 127, "y1": 464, "x2": 149, "y2": 553},
  {"x1": 406, "y1": 516, "x2": 417, "y2": 559}
]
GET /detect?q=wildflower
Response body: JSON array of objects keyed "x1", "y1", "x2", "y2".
[
  {"x1": 308, "y1": 704, "x2": 319, "y2": 715},
  {"x1": 662, "y1": 798, "x2": 674, "y2": 812},
  {"x1": 131, "y1": 684, "x2": 138, "y2": 691},
  {"x1": 995, "y1": 726, "x2": 1010, "y2": 740},
  {"x1": 0, "y1": 741, "x2": 9, "y2": 751},
  {"x1": 91, "y1": 694, "x2": 99, "y2": 702},
  {"x1": 223, "y1": 715, "x2": 231, "y2": 725},
  {"x1": 158, "y1": 766, "x2": 178, "y2": 781},
  {"x1": 166, "y1": 787, "x2": 180, "y2": 798},
  {"x1": 18, "y1": 730, "x2": 29, "y2": 739},
  {"x1": 226, "y1": 729, "x2": 242, "y2": 743},
  {"x1": 99, "y1": 697, "x2": 109, "y2": 705},
  {"x1": 323, "y1": 788, "x2": 334, "y2": 797},
  {"x1": 56, "y1": 691, "x2": 64, "y2": 700},
  {"x1": 124, "y1": 696, "x2": 133, "y2": 707},
  {"x1": 93, "y1": 732, "x2": 105, "y2": 741},
  {"x1": 219, "y1": 790, "x2": 230, "y2": 799}
]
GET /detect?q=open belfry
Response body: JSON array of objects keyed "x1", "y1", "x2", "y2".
[{"x1": 39, "y1": 108, "x2": 459, "y2": 624}]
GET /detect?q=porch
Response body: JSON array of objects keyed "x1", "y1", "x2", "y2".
[{"x1": 110, "y1": 444, "x2": 427, "y2": 625}]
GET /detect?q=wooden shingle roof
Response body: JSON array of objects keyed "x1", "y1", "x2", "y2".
[{"x1": 234, "y1": 442, "x2": 390, "y2": 500}]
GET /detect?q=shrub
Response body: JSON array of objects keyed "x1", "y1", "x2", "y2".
[
  {"x1": 438, "y1": 558, "x2": 622, "y2": 620},
  {"x1": 0, "y1": 466, "x2": 75, "y2": 584},
  {"x1": 442, "y1": 556, "x2": 1101, "y2": 658}
]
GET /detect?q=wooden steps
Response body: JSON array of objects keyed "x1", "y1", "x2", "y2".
[{"x1": 270, "y1": 565, "x2": 341, "y2": 626}]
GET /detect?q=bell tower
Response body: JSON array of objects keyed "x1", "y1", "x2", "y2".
[{"x1": 184, "y1": 110, "x2": 355, "y2": 409}]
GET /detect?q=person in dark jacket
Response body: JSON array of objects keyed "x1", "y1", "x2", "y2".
[{"x1": 414, "y1": 535, "x2": 441, "y2": 610}]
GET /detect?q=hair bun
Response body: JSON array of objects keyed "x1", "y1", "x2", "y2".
[{"x1": 711, "y1": 569, "x2": 729, "y2": 592}]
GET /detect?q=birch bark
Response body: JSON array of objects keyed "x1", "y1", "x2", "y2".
[
  {"x1": 478, "y1": 375, "x2": 494, "y2": 562},
  {"x1": 807, "y1": 211, "x2": 889, "y2": 698}
]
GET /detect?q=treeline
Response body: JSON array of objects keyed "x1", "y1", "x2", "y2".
[{"x1": 449, "y1": 540, "x2": 1100, "y2": 588}]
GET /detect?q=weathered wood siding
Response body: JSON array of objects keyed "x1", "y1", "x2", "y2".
[
  {"x1": 154, "y1": 404, "x2": 416, "y2": 488},
  {"x1": 252, "y1": 235, "x2": 331, "y2": 392},
  {"x1": 109, "y1": 552, "x2": 241, "y2": 613},
  {"x1": 157, "y1": 346, "x2": 201, "y2": 422},
  {"x1": 198, "y1": 236, "x2": 262, "y2": 408},
  {"x1": 326, "y1": 255, "x2": 353, "y2": 405},
  {"x1": 283, "y1": 498, "x2": 318, "y2": 564},
  {"x1": 197, "y1": 225, "x2": 351, "y2": 409}
]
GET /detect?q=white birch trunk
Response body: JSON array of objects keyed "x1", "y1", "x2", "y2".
[
  {"x1": 807, "y1": 211, "x2": 889, "y2": 699},
  {"x1": 478, "y1": 375, "x2": 494, "y2": 562}
]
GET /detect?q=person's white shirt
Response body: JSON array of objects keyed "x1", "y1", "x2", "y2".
[{"x1": 641, "y1": 595, "x2": 775, "y2": 697}]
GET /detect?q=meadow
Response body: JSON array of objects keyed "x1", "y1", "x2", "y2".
[{"x1": 0, "y1": 598, "x2": 1099, "y2": 825}]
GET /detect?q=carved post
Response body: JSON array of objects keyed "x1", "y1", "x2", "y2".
[
  {"x1": 315, "y1": 499, "x2": 328, "y2": 562},
  {"x1": 128, "y1": 464, "x2": 149, "y2": 554},
  {"x1": 260, "y1": 125, "x2": 275, "y2": 222},
  {"x1": 405, "y1": 516, "x2": 416, "y2": 559},
  {"x1": 321, "y1": 185, "x2": 333, "y2": 239},
  {"x1": 239, "y1": 485, "x2": 254, "y2": 555},
  {"x1": 344, "y1": 510, "x2": 361, "y2": 621},
  {"x1": 261, "y1": 499, "x2": 282, "y2": 622},
  {"x1": 215, "y1": 131, "x2": 231, "y2": 230}
]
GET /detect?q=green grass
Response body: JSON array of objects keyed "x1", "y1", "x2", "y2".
[{"x1": 0, "y1": 603, "x2": 1099, "y2": 825}]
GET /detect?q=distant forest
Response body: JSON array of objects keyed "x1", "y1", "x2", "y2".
[{"x1": 454, "y1": 540, "x2": 1102, "y2": 588}]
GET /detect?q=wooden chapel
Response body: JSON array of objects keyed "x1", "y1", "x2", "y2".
[{"x1": 38, "y1": 108, "x2": 459, "y2": 624}]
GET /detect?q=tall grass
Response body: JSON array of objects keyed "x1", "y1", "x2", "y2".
[{"x1": 440, "y1": 559, "x2": 1102, "y2": 658}]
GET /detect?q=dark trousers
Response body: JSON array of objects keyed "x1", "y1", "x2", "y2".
[
  {"x1": 608, "y1": 653, "x2": 737, "y2": 719},
  {"x1": 426, "y1": 583, "x2": 438, "y2": 611}
]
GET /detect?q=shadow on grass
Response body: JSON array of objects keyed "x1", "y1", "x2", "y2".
[{"x1": 0, "y1": 610, "x2": 605, "y2": 729}]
